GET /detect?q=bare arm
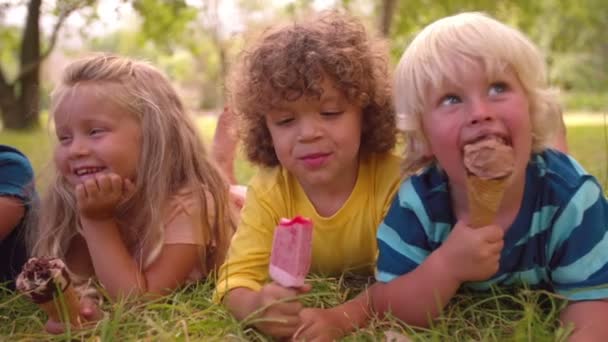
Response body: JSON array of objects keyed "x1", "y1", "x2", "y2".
[
  {"x1": 296, "y1": 222, "x2": 504, "y2": 341},
  {"x1": 77, "y1": 174, "x2": 201, "y2": 299},
  {"x1": 371, "y1": 249, "x2": 462, "y2": 326},
  {"x1": 81, "y1": 217, "x2": 200, "y2": 299},
  {"x1": 0, "y1": 196, "x2": 25, "y2": 241},
  {"x1": 560, "y1": 300, "x2": 608, "y2": 341}
]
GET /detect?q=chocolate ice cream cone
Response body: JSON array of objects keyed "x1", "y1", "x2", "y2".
[
  {"x1": 16, "y1": 257, "x2": 82, "y2": 326},
  {"x1": 466, "y1": 175, "x2": 507, "y2": 228}
]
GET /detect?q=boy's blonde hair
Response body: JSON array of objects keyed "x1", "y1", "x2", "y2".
[
  {"x1": 394, "y1": 12, "x2": 561, "y2": 174},
  {"x1": 31, "y1": 55, "x2": 235, "y2": 287},
  {"x1": 230, "y1": 10, "x2": 396, "y2": 167}
]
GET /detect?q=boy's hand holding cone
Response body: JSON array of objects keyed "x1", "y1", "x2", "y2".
[
  {"x1": 463, "y1": 137, "x2": 515, "y2": 227},
  {"x1": 16, "y1": 257, "x2": 82, "y2": 328}
]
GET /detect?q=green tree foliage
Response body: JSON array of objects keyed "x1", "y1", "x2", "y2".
[
  {"x1": 387, "y1": 0, "x2": 608, "y2": 92},
  {"x1": 0, "y1": 0, "x2": 94, "y2": 130},
  {"x1": 131, "y1": 0, "x2": 196, "y2": 52}
]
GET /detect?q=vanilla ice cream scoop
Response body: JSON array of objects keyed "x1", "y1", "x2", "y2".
[{"x1": 463, "y1": 138, "x2": 515, "y2": 179}]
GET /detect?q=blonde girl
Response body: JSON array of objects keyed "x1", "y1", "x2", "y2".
[{"x1": 30, "y1": 54, "x2": 236, "y2": 330}]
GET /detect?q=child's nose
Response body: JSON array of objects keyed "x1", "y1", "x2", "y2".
[
  {"x1": 298, "y1": 117, "x2": 322, "y2": 141},
  {"x1": 467, "y1": 99, "x2": 495, "y2": 125},
  {"x1": 68, "y1": 136, "x2": 90, "y2": 158}
]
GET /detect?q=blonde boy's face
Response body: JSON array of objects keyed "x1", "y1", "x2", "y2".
[
  {"x1": 264, "y1": 77, "x2": 363, "y2": 195},
  {"x1": 421, "y1": 61, "x2": 532, "y2": 191}
]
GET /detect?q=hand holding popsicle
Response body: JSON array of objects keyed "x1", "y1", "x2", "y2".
[
  {"x1": 253, "y1": 282, "x2": 311, "y2": 338},
  {"x1": 240, "y1": 216, "x2": 314, "y2": 338}
]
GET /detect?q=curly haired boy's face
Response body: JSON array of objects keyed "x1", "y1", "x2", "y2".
[
  {"x1": 421, "y1": 61, "x2": 532, "y2": 191},
  {"x1": 264, "y1": 77, "x2": 363, "y2": 195}
]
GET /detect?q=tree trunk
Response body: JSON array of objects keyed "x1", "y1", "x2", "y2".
[
  {"x1": 0, "y1": 0, "x2": 41, "y2": 130},
  {"x1": 378, "y1": 0, "x2": 397, "y2": 37}
]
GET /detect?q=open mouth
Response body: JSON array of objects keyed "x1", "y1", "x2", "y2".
[{"x1": 467, "y1": 134, "x2": 511, "y2": 147}]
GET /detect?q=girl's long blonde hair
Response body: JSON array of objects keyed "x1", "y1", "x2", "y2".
[{"x1": 30, "y1": 54, "x2": 236, "y2": 282}]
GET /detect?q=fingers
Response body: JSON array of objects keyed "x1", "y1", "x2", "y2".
[
  {"x1": 265, "y1": 282, "x2": 302, "y2": 299},
  {"x1": 77, "y1": 173, "x2": 128, "y2": 198},
  {"x1": 80, "y1": 297, "x2": 103, "y2": 321},
  {"x1": 296, "y1": 283, "x2": 312, "y2": 294},
  {"x1": 97, "y1": 173, "x2": 113, "y2": 193},
  {"x1": 293, "y1": 319, "x2": 342, "y2": 342},
  {"x1": 123, "y1": 178, "x2": 136, "y2": 196},
  {"x1": 45, "y1": 319, "x2": 66, "y2": 334},
  {"x1": 83, "y1": 177, "x2": 100, "y2": 198},
  {"x1": 255, "y1": 311, "x2": 302, "y2": 338},
  {"x1": 75, "y1": 173, "x2": 134, "y2": 220},
  {"x1": 481, "y1": 224, "x2": 504, "y2": 243},
  {"x1": 488, "y1": 238, "x2": 504, "y2": 255},
  {"x1": 257, "y1": 282, "x2": 309, "y2": 338}
]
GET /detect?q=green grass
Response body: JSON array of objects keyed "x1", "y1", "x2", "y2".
[
  {"x1": 0, "y1": 112, "x2": 606, "y2": 340},
  {"x1": 565, "y1": 114, "x2": 608, "y2": 188},
  {"x1": 0, "y1": 276, "x2": 571, "y2": 341}
]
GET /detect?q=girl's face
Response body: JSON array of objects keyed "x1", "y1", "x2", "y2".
[
  {"x1": 422, "y1": 61, "x2": 532, "y2": 191},
  {"x1": 264, "y1": 77, "x2": 363, "y2": 194},
  {"x1": 53, "y1": 84, "x2": 142, "y2": 187}
]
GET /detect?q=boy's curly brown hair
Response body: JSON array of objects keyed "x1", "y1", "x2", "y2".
[{"x1": 229, "y1": 10, "x2": 396, "y2": 167}]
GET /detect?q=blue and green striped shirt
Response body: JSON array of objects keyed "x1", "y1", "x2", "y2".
[{"x1": 376, "y1": 150, "x2": 608, "y2": 300}]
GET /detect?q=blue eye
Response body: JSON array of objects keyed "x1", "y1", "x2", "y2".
[
  {"x1": 440, "y1": 94, "x2": 461, "y2": 106},
  {"x1": 89, "y1": 128, "x2": 105, "y2": 136},
  {"x1": 489, "y1": 82, "x2": 508, "y2": 96}
]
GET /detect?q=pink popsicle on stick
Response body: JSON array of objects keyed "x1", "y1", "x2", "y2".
[{"x1": 269, "y1": 216, "x2": 313, "y2": 287}]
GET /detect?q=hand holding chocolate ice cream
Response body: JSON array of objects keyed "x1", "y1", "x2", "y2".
[{"x1": 16, "y1": 257, "x2": 82, "y2": 327}]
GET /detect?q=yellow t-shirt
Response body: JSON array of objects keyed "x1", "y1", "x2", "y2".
[{"x1": 214, "y1": 152, "x2": 402, "y2": 301}]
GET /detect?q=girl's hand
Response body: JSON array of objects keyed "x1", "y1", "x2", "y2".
[
  {"x1": 76, "y1": 173, "x2": 134, "y2": 221},
  {"x1": 251, "y1": 282, "x2": 311, "y2": 338},
  {"x1": 44, "y1": 296, "x2": 103, "y2": 334},
  {"x1": 436, "y1": 220, "x2": 504, "y2": 283}
]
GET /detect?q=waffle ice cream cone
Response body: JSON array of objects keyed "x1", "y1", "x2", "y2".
[
  {"x1": 463, "y1": 137, "x2": 514, "y2": 228},
  {"x1": 38, "y1": 284, "x2": 81, "y2": 324},
  {"x1": 466, "y1": 175, "x2": 508, "y2": 227},
  {"x1": 16, "y1": 257, "x2": 82, "y2": 327}
]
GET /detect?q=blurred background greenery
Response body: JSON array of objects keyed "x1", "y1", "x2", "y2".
[{"x1": 1, "y1": 0, "x2": 607, "y2": 186}]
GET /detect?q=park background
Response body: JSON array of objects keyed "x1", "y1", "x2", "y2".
[{"x1": 0, "y1": 0, "x2": 607, "y2": 340}]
